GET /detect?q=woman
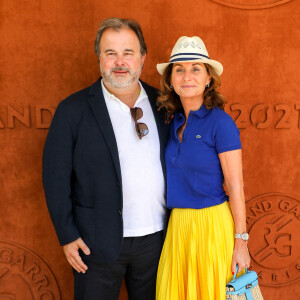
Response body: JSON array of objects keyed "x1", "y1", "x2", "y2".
[{"x1": 156, "y1": 36, "x2": 250, "y2": 300}]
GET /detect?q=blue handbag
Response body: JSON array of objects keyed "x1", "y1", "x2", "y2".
[{"x1": 226, "y1": 266, "x2": 264, "y2": 300}]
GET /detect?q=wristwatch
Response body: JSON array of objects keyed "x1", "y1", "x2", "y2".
[{"x1": 235, "y1": 232, "x2": 249, "y2": 242}]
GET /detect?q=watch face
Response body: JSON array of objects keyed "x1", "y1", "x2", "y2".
[
  {"x1": 235, "y1": 233, "x2": 249, "y2": 241},
  {"x1": 243, "y1": 233, "x2": 249, "y2": 241}
]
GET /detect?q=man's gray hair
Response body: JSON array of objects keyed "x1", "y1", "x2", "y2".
[{"x1": 94, "y1": 18, "x2": 147, "y2": 57}]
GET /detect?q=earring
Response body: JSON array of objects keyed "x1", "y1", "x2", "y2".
[
  {"x1": 205, "y1": 83, "x2": 210, "y2": 88},
  {"x1": 170, "y1": 85, "x2": 173, "y2": 89}
]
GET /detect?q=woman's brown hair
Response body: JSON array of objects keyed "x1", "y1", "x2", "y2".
[{"x1": 157, "y1": 63, "x2": 226, "y2": 121}]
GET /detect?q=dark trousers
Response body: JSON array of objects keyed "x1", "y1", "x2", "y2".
[{"x1": 74, "y1": 230, "x2": 164, "y2": 300}]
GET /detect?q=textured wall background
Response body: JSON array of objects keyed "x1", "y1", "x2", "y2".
[{"x1": 0, "y1": 0, "x2": 299, "y2": 299}]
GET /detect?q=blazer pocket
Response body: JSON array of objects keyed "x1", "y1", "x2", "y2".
[{"x1": 73, "y1": 204, "x2": 95, "y2": 248}]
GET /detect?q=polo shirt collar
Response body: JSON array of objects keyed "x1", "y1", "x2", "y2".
[
  {"x1": 175, "y1": 104, "x2": 210, "y2": 120},
  {"x1": 190, "y1": 104, "x2": 210, "y2": 118}
]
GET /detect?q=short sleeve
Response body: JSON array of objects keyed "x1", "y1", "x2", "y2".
[{"x1": 215, "y1": 113, "x2": 241, "y2": 154}]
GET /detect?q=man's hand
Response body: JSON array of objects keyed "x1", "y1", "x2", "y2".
[{"x1": 63, "y1": 237, "x2": 91, "y2": 273}]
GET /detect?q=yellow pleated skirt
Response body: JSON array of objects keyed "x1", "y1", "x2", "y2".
[{"x1": 156, "y1": 201, "x2": 236, "y2": 300}]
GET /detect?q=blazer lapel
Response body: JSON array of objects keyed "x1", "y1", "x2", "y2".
[{"x1": 87, "y1": 79, "x2": 122, "y2": 184}]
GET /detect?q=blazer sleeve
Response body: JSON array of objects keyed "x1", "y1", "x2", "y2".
[{"x1": 42, "y1": 101, "x2": 81, "y2": 245}]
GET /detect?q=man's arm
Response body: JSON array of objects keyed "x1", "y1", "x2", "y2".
[{"x1": 42, "y1": 101, "x2": 90, "y2": 273}]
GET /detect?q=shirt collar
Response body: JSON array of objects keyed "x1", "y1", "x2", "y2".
[
  {"x1": 191, "y1": 104, "x2": 210, "y2": 118},
  {"x1": 175, "y1": 104, "x2": 210, "y2": 120},
  {"x1": 101, "y1": 80, "x2": 147, "y2": 112}
]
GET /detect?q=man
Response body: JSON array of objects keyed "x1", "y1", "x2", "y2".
[{"x1": 42, "y1": 18, "x2": 169, "y2": 300}]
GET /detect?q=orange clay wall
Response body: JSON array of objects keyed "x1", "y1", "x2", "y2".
[{"x1": 0, "y1": 1, "x2": 299, "y2": 299}]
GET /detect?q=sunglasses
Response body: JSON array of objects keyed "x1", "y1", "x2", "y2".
[{"x1": 130, "y1": 107, "x2": 149, "y2": 139}]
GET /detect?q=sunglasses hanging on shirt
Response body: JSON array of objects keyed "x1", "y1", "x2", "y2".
[{"x1": 130, "y1": 107, "x2": 149, "y2": 139}]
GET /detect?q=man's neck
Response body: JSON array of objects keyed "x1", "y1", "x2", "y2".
[{"x1": 103, "y1": 81, "x2": 141, "y2": 108}]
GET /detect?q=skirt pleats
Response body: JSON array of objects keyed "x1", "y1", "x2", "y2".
[{"x1": 156, "y1": 201, "x2": 237, "y2": 300}]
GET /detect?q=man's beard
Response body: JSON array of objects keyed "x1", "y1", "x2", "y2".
[{"x1": 100, "y1": 65, "x2": 142, "y2": 89}]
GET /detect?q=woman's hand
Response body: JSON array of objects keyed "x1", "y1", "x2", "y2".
[{"x1": 231, "y1": 239, "x2": 251, "y2": 274}]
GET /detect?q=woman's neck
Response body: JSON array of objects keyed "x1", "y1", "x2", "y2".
[{"x1": 181, "y1": 96, "x2": 204, "y2": 120}]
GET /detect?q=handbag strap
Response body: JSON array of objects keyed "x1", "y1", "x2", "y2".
[
  {"x1": 245, "y1": 289, "x2": 254, "y2": 300},
  {"x1": 232, "y1": 265, "x2": 248, "y2": 280}
]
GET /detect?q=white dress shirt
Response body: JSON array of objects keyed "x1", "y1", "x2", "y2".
[{"x1": 101, "y1": 80, "x2": 166, "y2": 237}]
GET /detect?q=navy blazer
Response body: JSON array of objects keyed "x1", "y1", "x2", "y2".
[{"x1": 42, "y1": 78, "x2": 170, "y2": 263}]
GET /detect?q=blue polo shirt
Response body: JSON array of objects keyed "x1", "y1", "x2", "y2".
[{"x1": 166, "y1": 105, "x2": 241, "y2": 209}]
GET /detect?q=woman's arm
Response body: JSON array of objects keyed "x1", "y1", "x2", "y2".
[{"x1": 219, "y1": 149, "x2": 251, "y2": 274}]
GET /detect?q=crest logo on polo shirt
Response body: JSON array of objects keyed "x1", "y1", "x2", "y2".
[
  {"x1": 0, "y1": 240, "x2": 61, "y2": 299},
  {"x1": 210, "y1": 0, "x2": 291, "y2": 9},
  {"x1": 246, "y1": 193, "x2": 300, "y2": 286}
]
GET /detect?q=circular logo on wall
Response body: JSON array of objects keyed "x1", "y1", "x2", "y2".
[
  {"x1": 246, "y1": 193, "x2": 300, "y2": 286},
  {"x1": 210, "y1": 0, "x2": 291, "y2": 10},
  {"x1": 0, "y1": 240, "x2": 61, "y2": 299}
]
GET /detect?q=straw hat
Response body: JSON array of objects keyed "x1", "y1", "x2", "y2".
[{"x1": 156, "y1": 36, "x2": 223, "y2": 76}]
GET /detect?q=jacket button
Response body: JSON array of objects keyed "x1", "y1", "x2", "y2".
[{"x1": 118, "y1": 210, "x2": 122, "y2": 216}]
